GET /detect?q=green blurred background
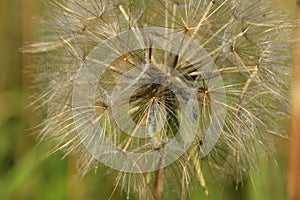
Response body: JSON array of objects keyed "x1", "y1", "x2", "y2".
[{"x1": 0, "y1": 0, "x2": 297, "y2": 199}]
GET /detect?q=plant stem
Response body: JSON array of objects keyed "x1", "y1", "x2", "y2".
[
  {"x1": 154, "y1": 153, "x2": 164, "y2": 200},
  {"x1": 288, "y1": 3, "x2": 300, "y2": 200}
]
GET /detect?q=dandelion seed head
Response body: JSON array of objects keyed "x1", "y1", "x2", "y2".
[{"x1": 24, "y1": 0, "x2": 296, "y2": 199}]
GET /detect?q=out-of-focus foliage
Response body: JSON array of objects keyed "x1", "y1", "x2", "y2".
[{"x1": 0, "y1": 0, "x2": 296, "y2": 200}]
